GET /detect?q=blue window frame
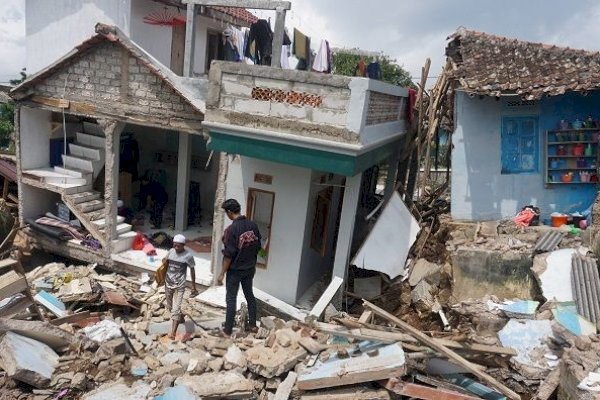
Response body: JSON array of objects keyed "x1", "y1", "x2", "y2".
[{"x1": 501, "y1": 116, "x2": 539, "y2": 174}]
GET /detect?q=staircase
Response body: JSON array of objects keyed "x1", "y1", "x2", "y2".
[{"x1": 34, "y1": 125, "x2": 136, "y2": 253}]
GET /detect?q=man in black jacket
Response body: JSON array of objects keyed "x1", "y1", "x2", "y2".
[{"x1": 218, "y1": 199, "x2": 262, "y2": 337}]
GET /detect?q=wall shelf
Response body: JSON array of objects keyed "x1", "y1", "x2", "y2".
[{"x1": 545, "y1": 129, "x2": 599, "y2": 185}]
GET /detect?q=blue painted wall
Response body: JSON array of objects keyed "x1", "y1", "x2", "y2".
[{"x1": 451, "y1": 91, "x2": 599, "y2": 221}]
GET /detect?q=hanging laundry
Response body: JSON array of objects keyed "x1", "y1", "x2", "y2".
[
  {"x1": 293, "y1": 28, "x2": 312, "y2": 70},
  {"x1": 367, "y1": 61, "x2": 381, "y2": 80},
  {"x1": 312, "y1": 40, "x2": 331, "y2": 73},
  {"x1": 235, "y1": 27, "x2": 246, "y2": 62},
  {"x1": 355, "y1": 58, "x2": 367, "y2": 77},
  {"x1": 223, "y1": 27, "x2": 241, "y2": 62},
  {"x1": 245, "y1": 19, "x2": 273, "y2": 65},
  {"x1": 281, "y1": 45, "x2": 291, "y2": 69}
]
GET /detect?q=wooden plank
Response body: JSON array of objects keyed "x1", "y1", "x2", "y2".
[
  {"x1": 31, "y1": 96, "x2": 69, "y2": 109},
  {"x1": 358, "y1": 310, "x2": 373, "y2": 324},
  {"x1": 69, "y1": 101, "x2": 96, "y2": 115},
  {"x1": 311, "y1": 321, "x2": 417, "y2": 344},
  {"x1": 274, "y1": 371, "x2": 297, "y2": 400},
  {"x1": 297, "y1": 342, "x2": 406, "y2": 391},
  {"x1": 300, "y1": 387, "x2": 391, "y2": 400},
  {"x1": 534, "y1": 367, "x2": 560, "y2": 400},
  {"x1": 383, "y1": 378, "x2": 480, "y2": 400},
  {"x1": 49, "y1": 311, "x2": 91, "y2": 326},
  {"x1": 0, "y1": 271, "x2": 28, "y2": 299},
  {"x1": 363, "y1": 301, "x2": 521, "y2": 400},
  {"x1": 309, "y1": 276, "x2": 344, "y2": 320},
  {"x1": 436, "y1": 338, "x2": 517, "y2": 357},
  {"x1": 182, "y1": 0, "x2": 291, "y2": 10},
  {"x1": 0, "y1": 258, "x2": 18, "y2": 271}
]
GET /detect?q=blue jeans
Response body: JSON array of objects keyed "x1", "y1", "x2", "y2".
[{"x1": 224, "y1": 268, "x2": 257, "y2": 334}]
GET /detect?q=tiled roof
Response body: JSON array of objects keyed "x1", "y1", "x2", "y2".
[
  {"x1": 446, "y1": 27, "x2": 600, "y2": 100},
  {"x1": 210, "y1": 6, "x2": 258, "y2": 24}
]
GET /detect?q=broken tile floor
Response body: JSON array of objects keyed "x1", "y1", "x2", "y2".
[{"x1": 2, "y1": 218, "x2": 600, "y2": 399}]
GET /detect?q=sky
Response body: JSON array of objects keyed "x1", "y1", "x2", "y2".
[{"x1": 2, "y1": 0, "x2": 600, "y2": 85}]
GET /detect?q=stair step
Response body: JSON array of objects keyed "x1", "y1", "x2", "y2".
[
  {"x1": 76, "y1": 132, "x2": 105, "y2": 149},
  {"x1": 92, "y1": 215, "x2": 125, "y2": 228},
  {"x1": 64, "y1": 184, "x2": 93, "y2": 195},
  {"x1": 100, "y1": 223, "x2": 132, "y2": 235},
  {"x1": 44, "y1": 175, "x2": 88, "y2": 185},
  {"x1": 53, "y1": 166, "x2": 92, "y2": 179},
  {"x1": 69, "y1": 143, "x2": 103, "y2": 161},
  {"x1": 62, "y1": 155, "x2": 94, "y2": 173},
  {"x1": 77, "y1": 199, "x2": 104, "y2": 213},
  {"x1": 112, "y1": 231, "x2": 137, "y2": 253},
  {"x1": 83, "y1": 209, "x2": 105, "y2": 221},
  {"x1": 67, "y1": 191, "x2": 101, "y2": 204}
]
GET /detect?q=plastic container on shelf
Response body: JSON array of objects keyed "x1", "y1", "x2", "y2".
[
  {"x1": 573, "y1": 143, "x2": 585, "y2": 156},
  {"x1": 585, "y1": 143, "x2": 594, "y2": 156},
  {"x1": 573, "y1": 119, "x2": 584, "y2": 129}
]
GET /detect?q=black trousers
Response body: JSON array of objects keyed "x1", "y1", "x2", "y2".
[{"x1": 224, "y1": 268, "x2": 257, "y2": 334}]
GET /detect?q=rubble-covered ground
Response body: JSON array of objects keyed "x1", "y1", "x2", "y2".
[{"x1": 2, "y1": 216, "x2": 600, "y2": 399}]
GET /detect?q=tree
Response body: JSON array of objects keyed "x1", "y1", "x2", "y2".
[
  {"x1": 332, "y1": 52, "x2": 415, "y2": 88},
  {"x1": 0, "y1": 68, "x2": 26, "y2": 151},
  {"x1": 9, "y1": 68, "x2": 27, "y2": 86}
]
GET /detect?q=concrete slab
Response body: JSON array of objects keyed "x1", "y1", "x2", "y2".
[
  {"x1": 0, "y1": 318, "x2": 74, "y2": 350},
  {"x1": 532, "y1": 249, "x2": 576, "y2": 302},
  {"x1": 0, "y1": 331, "x2": 59, "y2": 388},
  {"x1": 297, "y1": 342, "x2": 406, "y2": 390}
]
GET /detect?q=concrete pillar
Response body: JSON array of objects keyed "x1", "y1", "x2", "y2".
[
  {"x1": 331, "y1": 173, "x2": 363, "y2": 283},
  {"x1": 271, "y1": 7, "x2": 286, "y2": 68},
  {"x1": 100, "y1": 119, "x2": 124, "y2": 253},
  {"x1": 384, "y1": 149, "x2": 401, "y2": 201},
  {"x1": 183, "y1": 3, "x2": 197, "y2": 77},
  {"x1": 210, "y1": 152, "x2": 229, "y2": 285},
  {"x1": 175, "y1": 131, "x2": 192, "y2": 231}
]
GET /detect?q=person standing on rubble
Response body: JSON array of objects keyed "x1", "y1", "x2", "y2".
[
  {"x1": 218, "y1": 199, "x2": 262, "y2": 337},
  {"x1": 164, "y1": 234, "x2": 198, "y2": 339}
]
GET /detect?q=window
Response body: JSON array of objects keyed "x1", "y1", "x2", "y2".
[
  {"x1": 247, "y1": 188, "x2": 275, "y2": 268},
  {"x1": 501, "y1": 116, "x2": 539, "y2": 174},
  {"x1": 311, "y1": 187, "x2": 332, "y2": 256}
]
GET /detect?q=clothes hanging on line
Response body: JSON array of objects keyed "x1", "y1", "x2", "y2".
[
  {"x1": 246, "y1": 19, "x2": 273, "y2": 65},
  {"x1": 355, "y1": 58, "x2": 367, "y2": 77},
  {"x1": 293, "y1": 28, "x2": 312, "y2": 70},
  {"x1": 312, "y1": 39, "x2": 332, "y2": 73},
  {"x1": 281, "y1": 45, "x2": 291, "y2": 69},
  {"x1": 367, "y1": 62, "x2": 381, "y2": 80}
]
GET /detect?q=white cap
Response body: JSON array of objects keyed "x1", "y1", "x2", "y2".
[
  {"x1": 173, "y1": 234, "x2": 186, "y2": 244},
  {"x1": 117, "y1": 200, "x2": 124, "y2": 208}
]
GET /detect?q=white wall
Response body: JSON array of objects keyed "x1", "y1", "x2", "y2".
[
  {"x1": 129, "y1": 0, "x2": 173, "y2": 68},
  {"x1": 20, "y1": 107, "x2": 51, "y2": 170},
  {"x1": 224, "y1": 156, "x2": 312, "y2": 304},
  {"x1": 26, "y1": 0, "x2": 131, "y2": 74},
  {"x1": 21, "y1": 184, "x2": 62, "y2": 221}
]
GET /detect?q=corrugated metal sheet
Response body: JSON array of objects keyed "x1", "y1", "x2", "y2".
[
  {"x1": 571, "y1": 255, "x2": 600, "y2": 324},
  {"x1": 534, "y1": 230, "x2": 565, "y2": 253}
]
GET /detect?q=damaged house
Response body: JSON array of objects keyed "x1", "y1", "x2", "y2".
[
  {"x1": 447, "y1": 28, "x2": 600, "y2": 222},
  {"x1": 11, "y1": 1, "x2": 411, "y2": 306}
]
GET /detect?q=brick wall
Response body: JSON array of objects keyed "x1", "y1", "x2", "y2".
[
  {"x1": 365, "y1": 91, "x2": 405, "y2": 126},
  {"x1": 32, "y1": 42, "x2": 202, "y2": 123},
  {"x1": 217, "y1": 72, "x2": 352, "y2": 128}
]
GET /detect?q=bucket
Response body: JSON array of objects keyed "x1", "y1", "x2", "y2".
[{"x1": 551, "y1": 214, "x2": 568, "y2": 227}]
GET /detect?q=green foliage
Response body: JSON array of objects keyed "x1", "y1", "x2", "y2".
[
  {"x1": 0, "y1": 103, "x2": 14, "y2": 145},
  {"x1": 332, "y1": 52, "x2": 415, "y2": 88}
]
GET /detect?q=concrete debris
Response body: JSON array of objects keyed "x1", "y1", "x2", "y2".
[
  {"x1": 532, "y1": 249, "x2": 576, "y2": 302},
  {"x1": 83, "y1": 319, "x2": 122, "y2": 342},
  {"x1": 498, "y1": 319, "x2": 558, "y2": 379},
  {"x1": 409, "y1": 258, "x2": 443, "y2": 287},
  {"x1": 411, "y1": 280, "x2": 435, "y2": 311},
  {"x1": 499, "y1": 300, "x2": 540, "y2": 319},
  {"x1": 0, "y1": 317, "x2": 74, "y2": 349},
  {"x1": 176, "y1": 372, "x2": 255, "y2": 399},
  {"x1": 155, "y1": 385, "x2": 197, "y2": 399},
  {"x1": 0, "y1": 331, "x2": 59, "y2": 388},
  {"x1": 552, "y1": 306, "x2": 597, "y2": 336}
]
